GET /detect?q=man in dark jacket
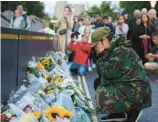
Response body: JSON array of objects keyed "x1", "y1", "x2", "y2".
[
  {"x1": 148, "y1": 9, "x2": 158, "y2": 31},
  {"x1": 127, "y1": 9, "x2": 141, "y2": 40},
  {"x1": 102, "y1": 16, "x2": 115, "y2": 34},
  {"x1": 95, "y1": 14, "x2": 104, "y2": 29}
]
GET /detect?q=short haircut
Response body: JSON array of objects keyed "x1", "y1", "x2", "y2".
[
  {"x1": 78, "y1": 18, "x2": 83, "y2": 22},
  {"x1": 64, "y1": 6, "x2": 72, "y2": 12},
  {"x1": 152, "y1": 31, "x2": 158, "y2": 37},
  {"x1": 17, "y1": 5, "x2": 23, "y2": 10},
  {"x1": 134, "y1": 9, "x2": 141, "y2": 14},
  {"x1": 103, "y1": 16, "x2": 108, "y2": 20},
  {"x1": 148, "y1": 9, "x2": 157, "y2": 15},
  {"x1": 71, "y1": 33, "x2": 78, "y2": 39}
]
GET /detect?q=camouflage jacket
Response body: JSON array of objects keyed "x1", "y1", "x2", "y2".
[{"x1": 96, "y1": 36, "x2": 152, "y2": 114}]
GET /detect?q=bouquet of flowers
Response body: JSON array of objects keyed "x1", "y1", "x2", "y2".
[{"x1": 44, "y1": 106, "x2": 72, "y2": 122}]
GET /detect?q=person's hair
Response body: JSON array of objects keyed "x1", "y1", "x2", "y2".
[
  {"x1": 134, "y1": 9, "x2": 141, "y2": 14},
  {"x1": 17, "y1": 5, "x2": 23, "y2": 11},
  {"x1": 78, "y1": 18, "x2": 83, "y2": 22},
  {"x1": 148, "y1": 9, "x2": 157, "y2": 16},
  {"x1": 141, "y1": 13, "x2": 152, "y2": 29},
  {"x1": 152, "y1": 31, "x2": 158, "y2": 37},
  {"x1": 141, "y1": 8, "x2": 148, "y2": 13},
  {"x1": 119, "y1": 15, "x2": 126, "y2": 21},
  {"x1": 71, "y1": 33, "x2": 78, "y2": 39},
  {"x1": 122, "y1": 10, "x2": 128, "y2": 15},
  {"x1": 103, "y1": 16, "x2": 108, "y2": 20},
  {"x1": 64, "y1": 6, "x2": 72, "y2": 12}
]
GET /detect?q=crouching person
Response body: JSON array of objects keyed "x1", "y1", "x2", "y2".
[
  {"x1": 145, "y1": 31, "x2": 158, "y2": 76},
  {"x1": 91, "y1": 27, "x2": 152, "y2": 122},
  {"x1": 67, "y1": 34, "x2": 91, "y2": 76}
]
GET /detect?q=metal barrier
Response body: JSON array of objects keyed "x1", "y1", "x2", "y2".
[{"x1": 1, "y1": 27, "x2": 59, "y2": 103}]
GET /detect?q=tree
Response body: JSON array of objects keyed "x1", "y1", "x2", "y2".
[
  {"x1": 86, "y1": 1, "x2": 119, "y2": 20},
  {"x1": 120, "y1": 1, "x2": 158, "y2": 18},
  {"x1": 1, "y1": 1, "x2": 47, "y2": 18}
]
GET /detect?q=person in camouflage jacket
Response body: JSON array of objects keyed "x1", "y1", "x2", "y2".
[{"x1": 91, "y1": 27, "x2": 152, "y2": 122}]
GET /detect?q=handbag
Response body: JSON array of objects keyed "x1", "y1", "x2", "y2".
[{"x1": 59, "y1": 29, "x2": 67, "y2": 35}]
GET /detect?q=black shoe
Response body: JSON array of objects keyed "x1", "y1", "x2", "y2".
[{"x1": 100, "y1": 113, "x2": 127, "y2": 122}]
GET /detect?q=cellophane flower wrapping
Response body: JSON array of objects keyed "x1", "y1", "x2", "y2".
[
  {"x1": 52, "y1": 91, "x2": 77, "y2": 122},
  {"x1": 2, "y1": 51, "x2": 92, "y2": 122}
]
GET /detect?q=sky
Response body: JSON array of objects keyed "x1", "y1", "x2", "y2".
[{"x1": 43, "y1": 1, "x2": 119, "y2": 17}]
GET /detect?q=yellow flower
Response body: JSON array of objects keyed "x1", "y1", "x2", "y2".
[
  {"x1": 50, "y1": 76, "x2": 64, "y2": 86},
  {"x1": 44, "y1": 106, "x2": 72, "y2": 121},
  {"x1": 47, "y1": 90, "x2": 56, "y2": 94},
  {"x1": 31, "y1": 111, "x2": 41, "y2": 120},
  {"x1": 37, "y1": 62, "x2": 45, "y2": 70}
]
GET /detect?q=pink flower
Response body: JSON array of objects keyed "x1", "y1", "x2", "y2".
[{"x1": 1, "y1": 114, "x2": 7, "y2": 120}]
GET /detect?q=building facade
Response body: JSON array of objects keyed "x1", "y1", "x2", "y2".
[{"x1": 54, "y1": 1, "x2": 85, "y2": 19}]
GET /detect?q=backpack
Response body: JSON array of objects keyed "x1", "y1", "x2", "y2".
[{"x1": 22, "y1": 13, "x2": 28, "y2": 28}]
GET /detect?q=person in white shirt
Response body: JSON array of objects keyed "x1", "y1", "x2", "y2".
[
  {"x1": 115, "y1": 15, "x2": 129, "y2": 38},
  {"x1": 10, "y1": 9, "x2": 25, "y2": 29},
  {"x1": 78, "y1": 18, "x2": 85, "y2": 41}
]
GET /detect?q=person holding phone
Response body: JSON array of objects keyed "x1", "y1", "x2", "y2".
[{"x1": 115, "y1": 15, "x2": 129, "y2": 38}]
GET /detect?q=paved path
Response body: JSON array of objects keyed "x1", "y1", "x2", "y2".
[{"x1": 84, "y1": 69, "x2": 158, "y2": 122}]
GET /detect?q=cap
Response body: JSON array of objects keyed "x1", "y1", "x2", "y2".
[{"x1": 91, "y1": 27, "x2": 111, "y2": 42}]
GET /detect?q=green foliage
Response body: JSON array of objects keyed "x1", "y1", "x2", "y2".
[
  {"x1": 52, "y1": 16, "x2": 57, "y2": 20},
  {"x1": 1, "y1": 1, "x2": 47, "y2": 18},
  {"x1": 120, "y1": 1, "x2": 158, "y2": 18},
  {"x1": 86, "y1": 1, "x2": 119, "y2": 20}
]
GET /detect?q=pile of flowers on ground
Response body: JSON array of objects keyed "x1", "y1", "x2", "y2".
[{"x1": 1, "y1": 51, "x2": 94, "y2": 122}]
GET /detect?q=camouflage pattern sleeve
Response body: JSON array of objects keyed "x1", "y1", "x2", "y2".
[{"x1": 95, "y1": 46, "x2": 151, "y2": 115}]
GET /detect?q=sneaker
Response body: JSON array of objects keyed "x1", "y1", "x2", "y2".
[
  {"x1": 100, "y1": 113, "x2": 127, "y2": 122},
  {"x1": 135, "y1": 110, "x2": 143, "y2": 122},
  {"x1": 88, "y1": 67, "x2": 92, "y2": 71},
  {"x1": 92, "y1": 64, "x2": 96, "y2": 68}
]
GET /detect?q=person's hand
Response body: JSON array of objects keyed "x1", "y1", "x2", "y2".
[
  {"x1": 145, "y1": 66, "x2": 156, "y2": 71},
  {"x1": 136, "y1": 19, "x2": 141, "y2": 25},
  {"x1": 145, "y1": 53, "x2": 153, "y2": 58},
  {"x1": 95, "y1": 44, "x2": 104, "y2": 54}
]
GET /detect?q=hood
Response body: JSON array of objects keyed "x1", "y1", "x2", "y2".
[{"x1": 108, "y1": 35, "x2": 132, "y2": 53}]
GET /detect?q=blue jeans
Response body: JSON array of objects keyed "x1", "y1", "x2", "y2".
[{"x1": 69, "y1": 62, "x2": 87, "y2": 76}]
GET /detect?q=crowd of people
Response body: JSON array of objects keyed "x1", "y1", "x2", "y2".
[
  {"x1": 56, "y1": 6, "x2": 158, "y2": 78},
  {"x1": 10, "y1": 5, "x2": 31, "y2": 30}
]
